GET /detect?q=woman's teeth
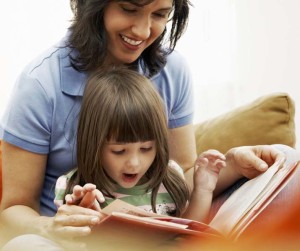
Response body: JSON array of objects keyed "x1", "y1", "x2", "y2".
[{"x1": 121, "y1": 35, "x2": 142, "y2": 46}]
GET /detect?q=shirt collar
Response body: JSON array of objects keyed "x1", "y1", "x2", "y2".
[{"x1": 59, "y1": 33, "x2": 87, "y2": 97}]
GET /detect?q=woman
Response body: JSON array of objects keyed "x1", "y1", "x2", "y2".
[{"x1": 0, "y1": 0, "x2": 297, "y2": 250}]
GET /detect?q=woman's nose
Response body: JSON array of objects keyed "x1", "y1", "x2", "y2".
[{"x1": 131, "y1": 16, "x2": 151, "y2": 39}]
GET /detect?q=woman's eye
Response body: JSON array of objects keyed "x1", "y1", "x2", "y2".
[
  {"x1": 154, "y1": 12, "x2": 167, "y2": 19},
  {"x1": 121, "y1": 7, "x2": 137, "y2": 13}
]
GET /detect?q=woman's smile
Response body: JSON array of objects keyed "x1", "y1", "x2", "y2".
[
  {"x1": 120, "y1": 35, "x2": 143, "y2": 46},
  {"x1": 104, "y1": 0, "x2": 172, "y2": 64},
  {"x1": 119, "y1": 34, "x2": 144, "y2": 52}
]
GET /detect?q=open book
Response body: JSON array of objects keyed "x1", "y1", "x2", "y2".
[{"x1": 88, "y1": 160, "x2": 299, "y2": 249}]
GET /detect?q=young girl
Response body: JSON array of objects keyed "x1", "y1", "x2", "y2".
[{"x1": 54, "y1": 66, "x2": 226, "y2": 223}]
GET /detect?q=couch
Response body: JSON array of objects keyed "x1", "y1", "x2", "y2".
[
  {"x1": 0, "y1": 92, "x2": 298, "y2": 246},
  {"x1": 194, "y1": 92, "x2": 296, "y2": 154}
]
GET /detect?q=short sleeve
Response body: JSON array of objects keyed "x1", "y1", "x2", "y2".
[
  {"x1": 167, "y1": 54, "x2": 194, "y2": 128},
  {"x1": 0, "y1": 72, "x2": 52, "y2": 153},
  {"x1": 151, "y1": 51, "x2": 195, "y2": 129}
]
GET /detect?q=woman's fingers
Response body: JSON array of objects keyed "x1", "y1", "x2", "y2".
[
  {"x1": 55, "y1": 213, "x2": 100, "y2": 228},
  {"x1": 57, "y1": 204, "x2": 101, "y2": 217}
]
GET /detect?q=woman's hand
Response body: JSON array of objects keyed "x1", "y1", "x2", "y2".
[
  {"x1": 48, "y1": 184, "x2": 106, "y2": 249},
  {"x1": 47, "y1": 200, "x2": 105, "y2": 250},
  {"x1": 226, "y1": 145, "x2": 285, "y2": 179},
  {"x1": 214, "y1": 145, "x2": 286, "y2": 196}
]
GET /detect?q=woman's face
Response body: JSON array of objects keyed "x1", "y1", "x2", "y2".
[
  {"x1": 103, "y1": 0, "x2": 173, "y2": 64},
  {"x1": 102, "y1": 140, "x2": 156, "y2": 188}
]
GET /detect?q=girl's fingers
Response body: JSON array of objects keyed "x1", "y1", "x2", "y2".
[
  {"x1": 65, "y1": 184, "x2": 105, "y2": 209},
  {"x1": 95, "y1": 189, "x2": 105, "y2": 203},
  {"x1": 65, "y1": 194, "x2": 75, "y2": 204},
  {"x1": 199, "y1": 150, "x2": 226, "y2": 161},
  {"x1": 69, "y1": 185, "x2": 85, "y2": 203},
  {"x1": 79, "y1": 191, "x2": 97, "y2": 208},
  {"x1": 78, "y1": 189, "x2": 105, "y2": 210},
  {"x1": 82, "y1": 183, "x2": 97, "y2": 192}
]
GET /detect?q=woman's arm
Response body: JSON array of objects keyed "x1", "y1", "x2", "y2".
[
  {"x1": 167, "y1": 121, "x2": 295, "y2": 200},
  {"x1": 0, "y1": 142, "x2": 101, "y2": 243},
  {"x1": 1, "y1": 142, "x2": 46, "y2": 221},
  {"x1": 168, "y1": 124, "x2": 197, "y2": 190}
]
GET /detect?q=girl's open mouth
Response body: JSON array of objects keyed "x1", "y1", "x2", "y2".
[{"x1": 122, "y1": 173, "x2": 138, "y2": 182}]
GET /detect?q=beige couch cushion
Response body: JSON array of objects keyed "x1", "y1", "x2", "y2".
[{"x1": 194, "y1": 92, "x2": 296, "y2": 154}]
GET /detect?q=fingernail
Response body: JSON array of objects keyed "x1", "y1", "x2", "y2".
[
  {"x1": 91, "y1": 217, "x2": 99, "y2": 224},
  {"x1": 82, "y1": 227, "x2": 91, "y2": 234},
  {"x1": 260, "y1": 163, "x2": 268, "y2": 170}
]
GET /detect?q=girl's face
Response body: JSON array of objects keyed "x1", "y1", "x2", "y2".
[
  {"x1": 103, "y1": 0, "x2": 173, "y2": 64},
  {"x1": 102, "y1": 140, "x2": 157, "y2": 188}
]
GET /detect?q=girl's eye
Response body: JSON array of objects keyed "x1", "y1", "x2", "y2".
[
  {"x1": 140, "y1": 147, "x2": 152, "y2": 152},
  {"x1": 112, "y1": 150, "x2": 125, "y2": 155}
]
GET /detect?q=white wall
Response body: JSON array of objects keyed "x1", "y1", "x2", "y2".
[
  {"x1": 0, "y1": 0, "x2": 72, "y2": 117},
  {"x1": 233, "y1": 0, "x2": 300, "y2": 148},
  {"x1": 177, "y1": 0, "x2": 238, "y2": 122},
  {"x1": 1, "y1": 0, "x2": 299, "y2": 147},
  {"x1": 177, "y1": 0, "x2": 300, "y2": 147}
]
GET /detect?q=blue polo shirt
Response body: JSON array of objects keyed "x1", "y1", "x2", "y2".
[{"x1": 0, "y1": 36, "x2": 194, "y2": 216}]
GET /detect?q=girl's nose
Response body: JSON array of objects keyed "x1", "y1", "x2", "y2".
[{"x1": 126, "y1": 154, "x2": 140, "y2": 169}]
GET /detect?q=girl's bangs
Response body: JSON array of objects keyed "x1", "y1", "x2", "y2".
[{"x1": 106, "y1": 104, "x2": 155, "y2": 143}]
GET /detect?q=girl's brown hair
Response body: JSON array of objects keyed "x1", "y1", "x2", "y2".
[
  {"x1": 68, "y1": 0, "x2": 191, "y2": 77},
  {"x1": 67, "y1": 66, "x2": 190, "y2": 216}
]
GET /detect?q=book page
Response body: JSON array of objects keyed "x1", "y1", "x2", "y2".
[
  {"x1": 229, "y1": 162, "x2": 298, "y2": 240},
  {"x1": 101, "y1": 198, "x2": 159, "y2": 217},
  {"x1": 101, "y1": 199, "x2": 192, "y2": 229},
  {"x1": 209, "y1": 158, "x2": 286, "y2": 236}
]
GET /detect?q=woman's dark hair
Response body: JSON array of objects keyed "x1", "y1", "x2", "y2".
[
  {"x1": 66, "y1": 66, "x2": 190, "y2": 216},
  {"x1": 68, "y1": 0, "x2": 190, "y2": 77}
]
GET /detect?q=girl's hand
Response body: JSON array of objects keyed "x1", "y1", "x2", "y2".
[
  {"x1": 65, "y1": 183, "x2": 105, "y2": 212},
  {"x1": 194, "y1": 149, "x2": 226, "y2": 192}
]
